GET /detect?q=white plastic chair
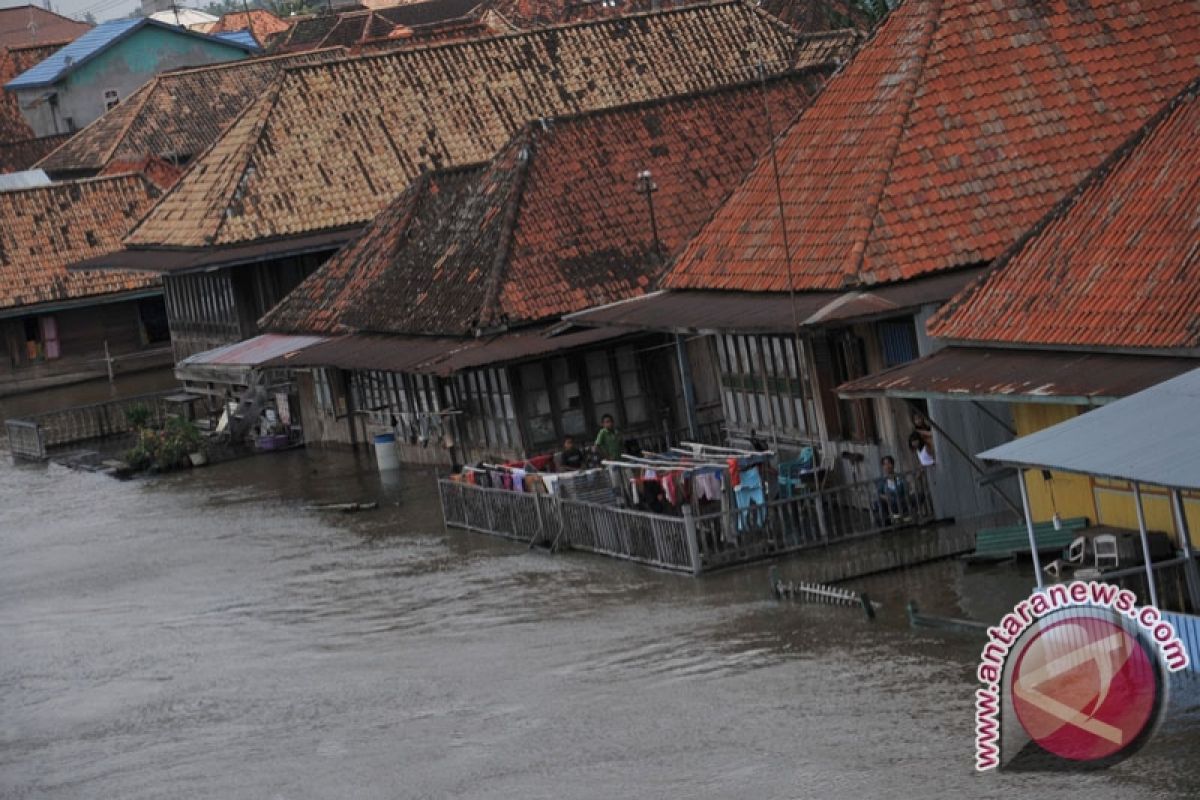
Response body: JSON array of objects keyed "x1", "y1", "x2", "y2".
[
  {"x1": 1066, "y1": 536, "x2": 1086, "y2": 565},
  {"x1": 1094, "y1": 534, "x2": 1119, "y2": 569}
]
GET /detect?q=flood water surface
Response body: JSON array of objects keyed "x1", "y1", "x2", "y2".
[{"x1": 1, "y1": 450, "x2": 1197, "y2": 798}]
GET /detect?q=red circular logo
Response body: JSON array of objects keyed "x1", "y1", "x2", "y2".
[{"x1": 1011, "y1": 615, "x2": 1159, "y2": 762}]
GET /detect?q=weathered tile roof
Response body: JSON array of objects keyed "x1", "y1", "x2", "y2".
[
  {"x1": 261, "y1": 73, "x2": 829, "y2": 336},
  {"x1": 208, "y1": 10, "x2": 293, "y2": 47},
  {"x1": 0, "y1": 133, "x2": 71, "y2": 173},
  {"x1": 756, "y1": 0, "x2": 875, "y2": 32},
  {"x1": 0, "y1": 174, "x2": 163, "y2": 311},
  {"x1": 928, "y1": 79, "x2": 1200, "y2": 352},
  {"x1": 664, "y1": 0, "x2": 1200, "y2": 293},
  {"x1": 272, "y1": 1, "x2": 487, "y2": 51},
  {"x1": 36, "y1": 48, "x2": 344, "y2": 175},
  {"x1": 125, "y1": 1, "x2": 859, "y2": 251},
  {"x1": 0, "y1": 40, "x2": 70, "y2": 145},
  {"x1": 0, "y1": 6, "x2": 89, "y2": 49}
]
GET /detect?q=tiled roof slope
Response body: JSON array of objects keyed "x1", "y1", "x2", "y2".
[
  {"x1": 0, "y1": 6, "x2": 89, "y2": 48},
  {"x1": 36, "y1": 48, "x2": 344, "y2": 175},
  {"x1": 756, "y1": 0, "x2": 875, "y2": 32},
  {"x1": 208, "y1": 10, "x2": 292, "y2": 47},
  {"x1": 261, "y1": 73, "x2": 828, "y2": 336},
  {"x1": 0, "y1": 174, "x2": 162, "y2": 311},
  {"x1": 0, "y1": 41, "x2": 69, "y2": 144},
  {"x1": 928, "y1": 79, "x2": 1200, "y2": 352},
  {"x1": 272, "y1": 1, "x2": 488, "y2": 52},
  {"x1": 127, "y1": 2, "x2": 858, "y2": 250},
  {"x1": 0, "y1": 132, "x2": 71, "y2": 173},
  {"x1": 664, "y1": 0, "x2": 1200, "y2": 293}
]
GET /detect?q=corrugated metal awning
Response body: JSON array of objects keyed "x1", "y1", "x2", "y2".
[
  {"x1": 564, "y1": 268, "x2": 985, "y2": 334},
  {"x1": 263, "y1": 326, "x2": 632, "y2": 376},
  {"x1": 978, "y1": 367, "x2": 1200, "y2": 490},
  {"x1": 178, "y1": 334, "x2": 328, "y2": 368},
  {"x1": 837, "y1": 347, "x2": 1198, "y2": 405}
]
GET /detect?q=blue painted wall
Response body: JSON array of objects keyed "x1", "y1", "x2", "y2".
[{"x1": 17, "y1": 27, "x2": 249, "y2": 137}]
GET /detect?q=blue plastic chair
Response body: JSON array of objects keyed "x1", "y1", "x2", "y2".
[{"x1": 778, "y1": 446, "x2": 815, "y2": 499}]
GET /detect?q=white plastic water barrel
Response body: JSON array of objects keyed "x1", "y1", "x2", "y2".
[{"x1": 374, "y1": 432, "x2": 400, "y2": 472}]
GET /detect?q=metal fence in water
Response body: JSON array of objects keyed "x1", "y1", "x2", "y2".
[
  {"x1": 437, "y1": 467, "x2": 934, "y2": 575},
  {"x1": 4, "y1": 390, "x2": 175, "y2": 460}
]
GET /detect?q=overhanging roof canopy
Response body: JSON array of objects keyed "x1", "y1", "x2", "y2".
[
  {"x1": 564, "y1": 268, "x2": 983, "y2": 335},
  {"x1": 263, "y1": 326, "x2": 631, "y2": 376},
  {"x1": 978, "y1": 367, "x2": 1200, "y2": 491},
  {"x1": 838, "y1": 347, "x2": 1198, "y2": 405}
]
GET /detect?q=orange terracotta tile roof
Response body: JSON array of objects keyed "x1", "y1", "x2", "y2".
[
  {"x1": 0, "y1": 132, "x2": 70, "y2": 173},
  {"x1": 126, "y1": 2, "x2": 860, "y2": 251},
  {"x1": 208, "y1": 10, "x2": 293, "y2": 47},
  {"x1": 0, "y1": 174, "x2": 163, "y2": 311},
  {"x1": 261, "y1": 73, "x2": 828, "y2": 336},
  {"x1": 928, "y1": 78, "x2": 1200, "y2": 352},
  {"x1": 0, "y1": 6, "x2": 89, "y2": 49},
  {"x1": 664, "y1": 0, "x2": 1200, "y2": 293},
  {"x1": 0, "y1": 40, "x2": 71, "y2": 145},
  {"x1": 36, "y1": 48, "x2": 345, "y2": 175}
]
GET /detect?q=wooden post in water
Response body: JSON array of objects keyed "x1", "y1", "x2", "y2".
[
  {"x1": 683, "y1": 505, "x2": 702, "y2": 576},
  {"x1": 104, "y1": 340, "x2": 114, "y2": 385}
]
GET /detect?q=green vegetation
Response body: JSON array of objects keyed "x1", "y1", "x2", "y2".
[{"x1": 124, "y1": 415, "x2": 205, "y2": 474}]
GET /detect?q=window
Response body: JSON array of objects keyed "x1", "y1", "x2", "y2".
[
  {"x1": 454, "y1": 368, "x2": 518, "y2": 452},
  {"x1": 716, "y1": 333, "x2": 816, "y2": 440},
  {"x1": 103, "y1": 89, "x2": 119, "y2": 111},
  {"x1": 878, "y1": 319, "x2": 919, "y2": 367},
  {"x1": 137, "y1": 297, "x2": 170, "y2": 344},
  {"x1": 21, "y1": 316, "x2": 59, "y2": 361},
  {"x1": 830, "y1": 333, "x2": 876, "y2": 443}
]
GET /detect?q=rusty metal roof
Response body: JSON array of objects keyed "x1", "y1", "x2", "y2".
[
  {"x1": 979, "y1": 367, "x2": 1200, "y2": 491},
  {"x1": 565, "y1": 267, "x2": 982, "y2": 334},
  {"x1": 265, "y1": 325, "x2": 628, "y2": 376},
  {"x1": 837, "y1": 346, "x2": 1198, "y2": 405}
]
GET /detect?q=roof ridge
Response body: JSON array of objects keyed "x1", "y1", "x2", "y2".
[
  {"x1": 845, "y1": 0, "x2": 943, "y2": 287},
  {"x1": 476, "y1": 130, "x2": 534, "y2": 333},
  {"x1": 207, "y1": 79, "x2": 288, "y2": 246},
  {"x1": 156, "y1": 46, "x2": 344, "y2": 79},
  {"x1": 532, "y1": 66, "x2": 833, "y2": 131},
  {"x1": 280, "y1": 0, "x2": 752, "y2": 75},
  {"x1": 927, "y1": 71, "x2": 1200, "y2": 343},
  {"x1": 99, "y1": 76, "x2": 157, "y2": 165},
  {"x1": 0, "y1": 170, "x2": 147, "y2": 198}
]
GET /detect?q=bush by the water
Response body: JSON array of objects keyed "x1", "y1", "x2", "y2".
[{"x1": 125, "y1": 417, "x2": 203, "y2": 473}]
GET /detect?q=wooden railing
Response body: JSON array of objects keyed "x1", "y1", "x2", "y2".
[
  {"x1": 4, "y1": 390, "x2": 176, "y2": 460},
  {"x1": 692, "y1": 468, "x2": 934, "y2": 571},
  {"x1": 437, "y1": 467, "x2": 934, "y2": 576}
]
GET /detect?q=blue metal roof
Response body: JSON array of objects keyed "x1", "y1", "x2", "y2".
[
  {"x1": 212, "y1": 30, "x2": 261, "y2": 50},
  {"x1": 5, "y1": 18, "x2": 257, "y2": 91}
]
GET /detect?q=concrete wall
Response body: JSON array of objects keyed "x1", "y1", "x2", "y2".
[{"x1": 17, "y1": 26, "x2": 248, "y2": 137}]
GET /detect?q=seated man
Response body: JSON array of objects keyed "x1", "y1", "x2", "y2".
[
  {"x1": 555, "y1": 435, "x2": 585, "y2": 471},
  {"x1": 874, "y1": 455, "x2": 912, "y2": 525}
]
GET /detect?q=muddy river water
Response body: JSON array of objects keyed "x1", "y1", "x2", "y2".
[{"x1": 2, "y1": 449, "x2": 1197, "y2": 798}]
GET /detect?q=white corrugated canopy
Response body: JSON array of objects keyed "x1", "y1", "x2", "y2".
[{"x1": 978, "y1": 367, "x2": 1200, "y2": 490}]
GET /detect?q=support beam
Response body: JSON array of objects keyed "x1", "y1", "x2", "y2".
[
  {"x1": 1132, "y1": 482, "x2": 1159, "y2": 608},
  {"x1": 1171, "y1": 489, "x2": 1200, "y2": 611},
  {"x1": 674, "y1": 335, "x2": 699, "y2": 441},
  {"x1": 970, "y1": 400, "x2": 1016, "y2": 436},
  {"x1": 1018, "y1": 472, "x2": 1044, "y2": 589}
]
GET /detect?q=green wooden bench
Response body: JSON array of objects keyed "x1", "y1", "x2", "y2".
[{"x1": 961, "y1": 516, "x2": 1089, "y2": 564}]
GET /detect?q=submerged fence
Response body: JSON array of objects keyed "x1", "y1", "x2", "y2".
[
  {"x1": 437, "y1": 467, "x2": 934, "y2": 575},
  {"x1": 4, "y1": 390, "x2": 175, "y2": 460}
]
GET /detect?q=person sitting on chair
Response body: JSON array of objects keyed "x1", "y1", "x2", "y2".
[
  {"x1": 555, "y1": 435, "x2": 584, "y2": 471},
  {"x1": 874, "y1": 455, "x2": 911, "y2": 525}
]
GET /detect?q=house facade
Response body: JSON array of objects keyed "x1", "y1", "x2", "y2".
[
  {"x1": 4, "y1": 18, "x2": 257, "y2": 138},
  {"x1": 0, "y1": 171, "x2": 174, "y2": 395},
  {"x1": 567, "y1": 0, "x2": 1200, "y2": 527},
  {"x1": 254, "y1": 75, "x2": 829, "y2": 465},
  {"x1": 842, "y1": 77, "x2": 1200, "y2": 546}
]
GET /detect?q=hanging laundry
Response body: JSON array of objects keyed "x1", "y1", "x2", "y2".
[
  {"x1": 512, "y1": 468, "x2": 526, "y2": 493},
  {"x1": 726, "y1": 458, "x2": 741, "y2": 488}
]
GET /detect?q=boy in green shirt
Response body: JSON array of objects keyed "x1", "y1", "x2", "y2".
[{"x1": 594, "y1": 414, "x2": 621, "y2": 462}]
